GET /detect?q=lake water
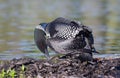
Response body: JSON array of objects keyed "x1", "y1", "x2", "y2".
[{"x1": 0, "y1": 0, "x2": 120, "y2": 60}]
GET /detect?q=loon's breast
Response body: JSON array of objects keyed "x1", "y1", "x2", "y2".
[
  {"x1": 47, "y1": 37, "x2": 73, "y2": 54},
  {"x1": 47, "y1": 37, "x2": 86, "y2": 54}
]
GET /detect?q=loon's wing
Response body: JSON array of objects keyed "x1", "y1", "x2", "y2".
[{"x1": 46, "y1": 17, "x2": 83, "y2": 39}]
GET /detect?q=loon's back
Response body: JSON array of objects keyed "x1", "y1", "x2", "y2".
[
  {"x1": 46, "y1": 17, "x2": 83, "y2": 39},
  {"x1": 46, "y1": 17, "x2": 87, "y2": 54}
]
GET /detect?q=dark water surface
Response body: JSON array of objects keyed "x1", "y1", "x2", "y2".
[{"x1": 0, "y1": 0, "x2": 120, "y2": 60}]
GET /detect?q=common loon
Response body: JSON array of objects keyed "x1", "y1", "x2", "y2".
[{"x1": 34, "y1": 17, "x2": 96, "y2": 59}]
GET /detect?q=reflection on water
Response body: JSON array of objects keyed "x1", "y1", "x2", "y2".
[{"x1": 0, "y1": 0, "x2": 120, "y2": 60}]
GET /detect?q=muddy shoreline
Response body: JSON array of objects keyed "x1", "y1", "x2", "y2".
[{"x1": 0, "y1": 54, "x2": 120, "y2": 78}]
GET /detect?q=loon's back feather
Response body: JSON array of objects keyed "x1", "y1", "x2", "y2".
[{"x1": 46, "y1": 17, "x2": 83, "y2": 40}]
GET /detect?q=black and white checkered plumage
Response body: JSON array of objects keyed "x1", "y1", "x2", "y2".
[
  {"x1": 46, "y1": 18, "x2": 83, "y2": 39},
  {"x1": 34, "y1": 17, "x2": 96, "y2": 58}
]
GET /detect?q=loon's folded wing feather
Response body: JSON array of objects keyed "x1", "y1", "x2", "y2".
[{"x1": 46, "y1": 17, "x2": 83, "y2": 39}]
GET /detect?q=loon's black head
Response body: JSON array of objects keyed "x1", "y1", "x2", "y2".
[
  {"x1": 39, "y1": 23, "x2": 48, "y2": 30},
  {"x1": 34, "y1": 23, "x2": 50, "y2": 59}
]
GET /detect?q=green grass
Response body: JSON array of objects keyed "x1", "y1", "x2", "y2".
[
  {"x1": 0, "y1": 65, "x2": 26, "y2": 78},
  {"x1": 19, "y1": 65, "x2": 26, "y2": 78},
  {"x1": 0, "y1": 68, "x2": 16, "y2": 78}
]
